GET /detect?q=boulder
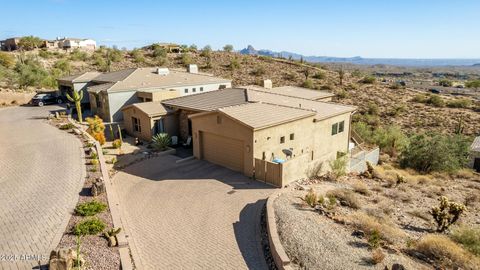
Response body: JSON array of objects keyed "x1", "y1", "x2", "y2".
[
  {"x1": 48, "y1": 248, "x2": 84, "y2": 270},
  {"x1": 91, "y1": 177, "x2": 106, "y2": 196}
]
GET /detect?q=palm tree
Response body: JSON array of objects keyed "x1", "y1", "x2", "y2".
[{"x1": 66, "y1": 90, "x2": 83, "y2": 123}]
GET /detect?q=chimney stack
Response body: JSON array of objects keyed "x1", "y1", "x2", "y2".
[{"x1": 262, "y1": 79, "x2": 273, "y2": 89}]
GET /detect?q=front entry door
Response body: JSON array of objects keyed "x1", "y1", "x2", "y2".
[{"x1": 154, "y1": 119, "x2": 165, "y2": 135}]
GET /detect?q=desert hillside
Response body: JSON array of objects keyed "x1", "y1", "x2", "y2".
[{"x1": 0, "y1": 47, "x2": 479, "y2": 136}]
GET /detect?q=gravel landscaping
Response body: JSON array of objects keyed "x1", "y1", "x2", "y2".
[
  {"x1": 52, "y1": 118, "x2": 120, "y2": 270},
  {"x1": 273, "y1": 164, "x2": 480, "y2": 270}
]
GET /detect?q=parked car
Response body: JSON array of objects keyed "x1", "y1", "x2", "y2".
[{"x1": 31, "y1": 92, "x2": 65, "y2": 106}]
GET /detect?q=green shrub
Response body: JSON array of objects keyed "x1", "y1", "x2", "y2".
[
  {"x1": 372, "y1": 125, "x2": 408, "y2": 156},
  {"x1": 400, "y1": 133, "x2": 471, "y2": 173},
  {"x1": 301, "y1": 79, "x2": 314, "y2": 89},
  {"x1": 326, "y1": 188, "x2": 361, "y2": 209},
  {"x1": 304, "y1": 189, "x2": 317, "y2": 207},
  {"x1": 336, "y1": 89, "x2": 348, "y2": 99},
  {"x1": 465, "y1": 80, "x2": 480, "y2": 89},
  {"x1": 75, "y1": 200, "x2": 107, "y2": 216},
  {"x1": 152, "y1": 46, "x2": 167, "y2": 58},
  {"x1": 329, "y1": 155, "x2": 347, "y2": 180},
  {"x1": 0, "y1": 52, "x2": 16, "y2": 69},
  {"x1": 18, "y1": 36, "x2": 42, "y2": 50},
  {"x1": 112, "y1": 139, "x2": 122, "y2": 149},
  {"x1": 229, "y1": 58, "x2": 240, "y2": 70},
  {"x1": 360, "y1": 76, "x2": 376, "y2": 84},
  {"x1": 181, "y1": 53, "x2": 192, "y2": 66},
  {"x1": 59, "y1": 123, "x2": 75, "y2": 130},
  {"x1": 73, "y1": 218, "x2": 106, "y2": 235},
  {"x1": 223, "y1": 44, "x2": 234, "y2": 52},
  {"x1": 312, "y1": 72, "x2": 326, "y2": 80},
  {"x1": 130, "y1": 49, "x2": 145, "y2": 63},
  {"x1": 54, "y1": 59, "x2": 71, "y2": 75},
  {"x1": 69, "y1": 49, "x2": 88, "y2": 61},
  {"x1": 200, "y1": 45, "x2": 212, "y2": 57},
  {"x1": 412, "y1": 94, "x2": 428, "y2": 103},
  {"x1": 427, "y1": 95, "x2": 445, "y2": 107},
  {"x1": 366, "y1": 102, "x2": 379, "y2": 115},
  {"x1": 447, "y1": 99, "x2": 472, "y2": 108},
  {"x1": 368, "y1": 229, "x2": 382, "y2": 248},
  {"x1": 251, "y1": 65, "x2": 266, "y2": 76},
  {"x1": 439, "y1": 79, "x2": 453, "y2": 87},
  {"x1": 451, "y1": 227, "x2": 480, "y2": 256},
  {"x1": 152, "y1": 133, "x2": 171, "y2": 151}
]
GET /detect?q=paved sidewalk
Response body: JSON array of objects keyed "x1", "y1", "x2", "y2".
[
  {"x1": 0, "y1": 106, "x2": 85, "y2": 270},
  {"x1": 114, "y1": 155, "x2": 274, "y2": 270}
]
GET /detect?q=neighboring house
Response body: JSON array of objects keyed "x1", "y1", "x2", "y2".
[
  {"x1": 61, "y1": 67, "x2": 231, "y2": 122},
  {"x1": 470, "y1": 136, "x2": 480, "y2": 172},
  {"x1": 145, "y1": 43, "x2": 182, "y2": 53},
  {"x1": 0, "y1": 37, "x2": 21, "y2": 51},
  {"x1": 57, "y1": 37, "x2": 96, "y2": 50},
  {"x1": 121, "y1": 87, "x2": 368, "y2": 186},
  {"x1": 58, "y1": 72, "x2": 102, "y2": 106}
]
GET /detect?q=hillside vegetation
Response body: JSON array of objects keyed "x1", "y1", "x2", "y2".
[{"x1": 0, "y1": 46, "x2": 479, "y2": 137}]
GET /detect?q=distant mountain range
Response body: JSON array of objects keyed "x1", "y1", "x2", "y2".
[{"x1": 239, "y1": 45, "x2": 480, "y2": 67}]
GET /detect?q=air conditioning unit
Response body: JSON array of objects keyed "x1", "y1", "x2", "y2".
[
  {"x1": 187, "y1": 64, "x2": 198, "y2": 74},
  {"x1": 157, "y1": 68, "x2": 170, "y2": 76}
]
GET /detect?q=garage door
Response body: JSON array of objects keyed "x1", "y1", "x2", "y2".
[{"x1": 200, "y1": 132, "x2": 244, "y2": 172}]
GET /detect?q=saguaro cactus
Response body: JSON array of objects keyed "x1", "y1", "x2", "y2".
[{"x1": 66, "y1": 90, "x2": 84, "y2": 123}]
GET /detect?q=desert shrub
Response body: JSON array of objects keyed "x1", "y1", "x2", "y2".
[
  {"x1": 18, "y1": 36, "x2": 42, "y2": 50},
  {"x1": 427, "y1": 95, "x2": 445, "y2": 107},
  {"x1": 53, "y1": 59, "x2": 71, "y2": 75},
  {"x1": 465, "y1": 80, "x2": 480, "y2": 89},
  {"x1": 251, "y1": 65, "x2": 266, "y2": 76},
  {"x1": 152, "y1": 46, "x2": 167, "y2": 58},
  {"x1": 200, "y1": 45, "x2": 212, "y2": 57},
  {"x1": 372, "y1": 125, "x2": 408, "y2": 156},
  {"x1": 431, "y1": 196, "x2": 466, "y2": 232},
  {"x1": 152, "y1": 133, "x2": 171, "y2": 151},
  {"x1": 412, "y1": 94, "x2": 428, "y2": 103},
  {"x1": 408, "y1": 210, "x2": 431, "y2": 222},
  {"x1": 439, "y1": 79, "x2": 453, "y2": 87},
  {"x1": 350, "y1": 212, "x2": 405, "y2": 245},
  {"x1": 38, "y1": 49, "x2": 54, "y2": 59},
  {"x1": 112, "y1": 139, "x2": 122, "y2": 149},
  {"x1": 223, "y1": 44, "x2": 233, "y2": 52},
  {"x1": 312, "y1": 72, "x2": 326, "y2": 80},
  {"x1": 366, "y1": 102, "x2": 379, "y2": 115},
  {"x1": 86, "y1": 116, "x2": 106, "y2": 145},
  {"x1": 229, "y1": 58, "x2": 240, "y2": 70},
  {"x1": 370, "y1": 248, "x2": 385, "y2": 264},
  {"x1": 73, "y1": 218, "x2": 105, "y2": 236},
  {"x1": 59, "y1": 123, "x2": 74, "y2": 130},
  {"x1": 130, "y1": 49, "x2": 145, "y2": 63},
  {"x1": 90, "y1": 158, "x2": 98, "y2": 166},
  {"x1": 352, "y1": 181, "x2": 371, "y2": 196},
  {"x1": 181, "y1": 53, "x2": 192, "y2": 66},
  {"x1": 464, "y1": 192, "x2": 479, "y2": 207},
  {"x1": 283, "y1": 72, "x2": 296, "y2": 81},
  {"x1": 447, "y1": 98, "x2": 472, "y2": 108},
  {"x1": 335, "y1": 89, "x2": 349, "y2": 99},
  {"x1": 0, "y1": 52, "x2": 16, "y2": 69},
  {"x1": 69, "y1": 49, "x2": 88, "y2": 61},
  {"x1": 451, "y1": 227, "x2": 480, "y2": 256},
  {"x1": 415, "y1": 234, "x2": 479, "y2": 270},
  {"x1": 387, "y1": 104, "x2": 407, "y2": 116},
  {"x1": 107, "y1": 157, "x2": 117, "y2": 164},
  {"x1": 326, "y1": 188, "x2": 361, "y2": 209},
  {"x1": 75, "y1": 200, "x2": 107, "y2": 216},
  {"x1": 328, "y1": 155, "x2": 347, "y2": 180},
  {"x1": 304, "y1": 189, "x2": 317, "y2": 207},
  {"x1": 15, "y1": 60, "x2": 51, "y2": 88},
  {"x1": 360, "y1": 76, "x2": 376, "y2": 84},
  {"x1": 108, "y1": 48, "x2": 123, "y2": 62},
  {"x1": 301, "y1": 79, "x2": 314, "y2": 89},
  {"x1": 400, "y1": 132, "x2": 471, "y2": 173},
  {"x1": 320, "y1": 84, "x2": 333, "y2": 90},
  {"x1": 368, "y1": 230, "x2": 382, "y2": 248}
]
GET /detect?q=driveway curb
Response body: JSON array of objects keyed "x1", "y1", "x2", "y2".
[
  {"x1": 266, "y1": 189, "x2": 293, "y2": 270},
  {"x1": 69, "y1": 119, "x2": 133, "y2": 270}
]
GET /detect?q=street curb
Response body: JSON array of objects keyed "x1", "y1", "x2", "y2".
[
  {"x1": 69, "y1": 119, "x2": 133, "y2": 270},
  {"x1": 266, "y1": 190, "x2": 293, "y2": 270}
]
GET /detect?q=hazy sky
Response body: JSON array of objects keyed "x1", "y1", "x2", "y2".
[{"x1": 1, "y1": 0, "x2": 479, "y2": 58}]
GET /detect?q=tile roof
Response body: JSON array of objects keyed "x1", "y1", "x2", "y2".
[
  {"x1": 93, "y1": 68, "x2": 137, "y2": 83},
  {"x1": 472, "y1": 136, "x2": 480, "y2": 152},
  {"x1": 218, "y1": 102, "x2": 315, "y2": 129},
  {"x1": 122, "y1": 102, "x2": 172, "y2": 116},
  {"x1": 244, "y1": 85, "x2": 334, "y2": 100},
  {"x1": 245, "y1": 89, "x2": 356, "y2": 120},
  {"x1": 162, "y1": 88, "x2": 248, "y2": 111},
  {"x1": 58, "y1": 71, "x2": 101, "y2": 83}
]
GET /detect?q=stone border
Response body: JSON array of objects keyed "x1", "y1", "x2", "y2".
[
  {"x1": 69, "y1": 119, "x2": 133, "y2": 270},
  {"x1": 266, "y1": 189, "x2": 294, "y2": 270}
]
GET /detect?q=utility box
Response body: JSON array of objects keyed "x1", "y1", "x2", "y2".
[
  {"x1": 262, "y1": 79, "x2": 273, "y2": 89},
  {"x1": 188, "y1": 64, "x2": 198, "y2": 74}
]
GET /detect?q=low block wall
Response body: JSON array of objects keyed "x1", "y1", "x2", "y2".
[{"x1": 349, "y1": 147, "x2": 380, "y2": 173}]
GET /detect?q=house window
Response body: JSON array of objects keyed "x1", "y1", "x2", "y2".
[
  {"x1": 132, "y1": 117, "x2": 141, "y2": 133},
  {"x1": 331, "y1": 123, "x2": 338, "y2": 135},
  {"x1": 338, "y1": 121, "x2": 345, "y2": 133},
  {"x1": 217, "y1": 115, "x2": 222, "y2": 124},
  {"x1": 200, "y1": 87, "x2": 204, "y2": 92},
  {"x1": 290, "y1": 133, "x2": 295, "y2": 140},
  {"x1": 184, "y1": 88, "x2": 188, "y2": 93},
  {"x1": 219, "y1": 84, "x2": 227, "y2": 89},
  {"x1": 193, "y1": 88, "x2": 196, "y2": 93},
  {"x1": 280, "y1": 136, "x2": 285, "y2": 144}
]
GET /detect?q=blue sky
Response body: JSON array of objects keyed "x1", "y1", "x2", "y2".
[{"x1": 1, "y1": 0, "x2": 479, "y2": 58}]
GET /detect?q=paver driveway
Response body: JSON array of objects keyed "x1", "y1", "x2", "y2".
[
  {"x1": 114, "y1": 155, "x2": 275, "y2": 270},
  {"x1": 0, "y1": 105, "x2": 85, "y2": 270}
]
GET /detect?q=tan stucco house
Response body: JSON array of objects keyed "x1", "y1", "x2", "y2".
[
  {"x1": 59, "y1": 67, "x2": 231, "y2": 122},
  {"x1": 470, "y1": 136, "x2": 480, "y2": 172},
  {"x1": 121, "y1": 86, "x2": 366, "y2": 185}
]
